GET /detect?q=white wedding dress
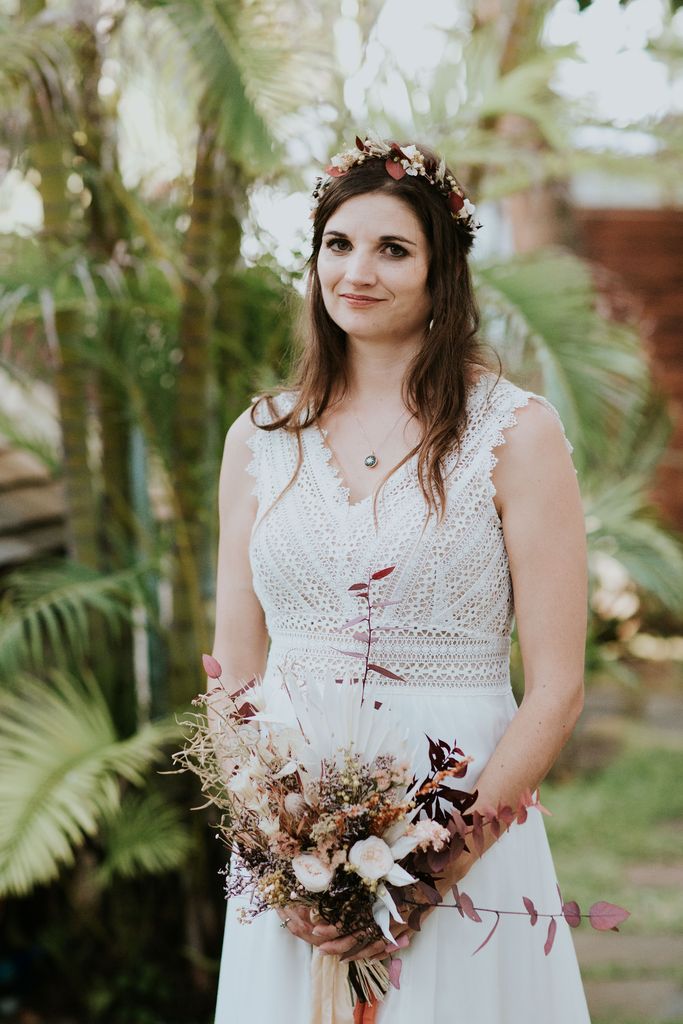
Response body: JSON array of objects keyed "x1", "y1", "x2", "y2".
[{"x1": 214, "y1": 372, "x2": 591, "y2": 1023}]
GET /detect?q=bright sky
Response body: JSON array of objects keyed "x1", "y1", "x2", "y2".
[{"x1": 0, "y1": 0, "x2": 681, "y2": 260}]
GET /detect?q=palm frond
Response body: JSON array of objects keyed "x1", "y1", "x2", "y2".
[
  {"x1": 475, "y1": 248, "x2": 649, "y2": 472},
  {"x1": 0, "y1": 671, "x2": 181, "y2": 896},
  {"x1": 0, "y1": 560, "x2": 152, "y2": 679},
  {"x1": 96, "y1": 789, "x2": 192, "y2": 885}
]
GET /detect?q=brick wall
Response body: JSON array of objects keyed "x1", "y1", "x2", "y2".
[{"x1": 574, "y1": 208, "x2": 683, "y2": 530}]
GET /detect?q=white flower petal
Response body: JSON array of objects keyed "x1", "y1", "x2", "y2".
[
  {"x1": 372, "y1": 901, "x2": 395, "y2": 943},
  {"x1": 386, "y1": 864, "x2": 417, "y2": 887}
]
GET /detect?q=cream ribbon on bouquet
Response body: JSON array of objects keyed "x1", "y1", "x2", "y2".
[{"x1": 310, "y1": 950, "x2": 355, "y2": 1024}]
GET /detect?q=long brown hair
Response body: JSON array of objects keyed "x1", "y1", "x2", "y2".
[{"x1": 252, "y1": 141, "x2": 500, "y2": 520}]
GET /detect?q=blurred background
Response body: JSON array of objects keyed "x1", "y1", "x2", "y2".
[{"x1": 1, "y1": 0, "x2": 682, "y2": 1022}]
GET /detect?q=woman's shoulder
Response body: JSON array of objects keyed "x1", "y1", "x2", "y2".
[
  {"x1": 249, "y1": 389, "x2": 298, "y2": 427},
  {"x1": 472, "y1": 371, "x2": 574, "y2": 456}
]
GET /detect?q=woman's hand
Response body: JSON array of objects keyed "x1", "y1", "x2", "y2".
[{"x1": 276, "y1": 906, "x2": 346, "y2": 948}]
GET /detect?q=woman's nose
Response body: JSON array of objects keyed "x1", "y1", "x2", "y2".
[{"x1": 343, "y1": 250, "x2": 377, "y2": 286}]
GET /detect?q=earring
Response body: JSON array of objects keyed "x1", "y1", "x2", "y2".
[{"x1": 428, "y1": 318, "x2": 434, "y2": 331}]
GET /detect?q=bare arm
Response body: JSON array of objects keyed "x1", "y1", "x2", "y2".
[{"x1": 210, "y1": 408, "x2": 269, "y2": 693}]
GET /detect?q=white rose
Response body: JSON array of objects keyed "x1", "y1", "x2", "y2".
[
  {"x1": 292, "y1": 854, "x2": 334, "y2": 893},
  {"x1": 348, "y1": 837, "x2": 394, "y2": 881}
]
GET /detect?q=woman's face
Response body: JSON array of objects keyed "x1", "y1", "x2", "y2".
[{"x1": 316, "y1": 192, "x2": 431, "y2": 347}]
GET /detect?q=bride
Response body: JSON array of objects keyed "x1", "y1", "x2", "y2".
[{"x1": 210, "y1": 136, "x2": 591, "y2": 1022}]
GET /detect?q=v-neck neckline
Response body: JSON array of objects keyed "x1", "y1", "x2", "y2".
[
  {"x1": 310, "y1": 421, "x2": 407, "y2": 510},
  {"x1": 308, "y1": 375, "x2": 489, "y2": 510}
]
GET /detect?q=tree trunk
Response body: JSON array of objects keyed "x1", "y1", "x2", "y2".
[{"x1": 168, "y1": 119, "x2": 217, "y2": 706}]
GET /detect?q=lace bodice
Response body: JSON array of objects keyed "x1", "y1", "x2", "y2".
[{"x1": 245, "y1": 373, "x2": 573, "y2": 694}]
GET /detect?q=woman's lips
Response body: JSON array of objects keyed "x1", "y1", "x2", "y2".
[{"x1": 339, "y1": 294, "x2": 382, "y2": 306}]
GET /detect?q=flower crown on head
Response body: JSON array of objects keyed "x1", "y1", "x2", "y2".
[{"x1": 311, "y1": 133, "x2": 481, "y2": 241}]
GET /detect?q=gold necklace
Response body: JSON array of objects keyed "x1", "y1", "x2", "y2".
[{"x1": 347, "y1": 403, "x2": 408, "y2": 469}]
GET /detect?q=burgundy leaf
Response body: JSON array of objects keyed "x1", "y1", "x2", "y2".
[
  {"x1": 338, "y1": 615, "x2": 368, "y2": 630},
  {"x1": 544, "y1": 917, "x2": 557, "y2": 955},
  {"x1": 416, "y1": 881, "x2": 442, "y2": 906},
  {"x1": 371, "y1": 566, "x2": 395, "y2": 580},
  {"x1": 449, "y1": 811, "x2": 467, "y2": 838},
  {"x1": 348, "y1": 582, "x2": 369, "y2": 592},
  {"x1": 448, "y1": 191, "x2": 465, "y2": 213},
  {"x1": 332, "y1": 648, "x2": 367, "y2": 661},
  {"x1": 352, "y1": 632, "x2": 370, "y2": 643},
  {"x1": 367, "y1": 663, "x2": 405, "y2": 681},
  {"x1": 451, "y1": 884, "x2": 465, "y2": 918},
  {"x1": 588, "y1": 902, "x2": 631, "y2": 932},
  {"x1": 372, "y1": 600, "x2": 400, "y2": 609},
  {"x1": 236, "y1": 701, "x2": 258, "y2": 719},
  {"x1": 407, "y1": 907, "x2": 423, "y2": 932},
  {"x1": 355, "y1": 135, "x2": 366, "y2": 151},
  {"x1": 388, "y1": 957, "x2": 402, "y2": 990},
  {"x1": 471, "y1": 811, "x2": 485, "y2": 858},
  {"x1": 522, "y1": 896, "x2": 538, "y2": 926},
  {"x1": 458, "y1": 891, "x2": 482, "y2": 923},
  {"x1": 426, "y1": 847, "x2": 452, "y2": 874},
  {"x1": 202, "y1": 653, "x2": 222, "y2": 679},
  {"x1": 385, "y1": 158, "x2": 406, "y2": 180},
  {"x1": 562, "y1": 901, "x2": 581, "y2": 928},
  {"x1": 472, "y1": 912, "x2": 500, "y2": 955}
]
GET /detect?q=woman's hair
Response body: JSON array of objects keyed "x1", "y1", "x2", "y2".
[{"x1": 251, "y1": 141, "x2": 499, "y2": 520}]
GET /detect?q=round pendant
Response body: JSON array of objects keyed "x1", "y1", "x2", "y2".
[{"x1": 364, "y1": 454, "x2": 378, "y2": 469}]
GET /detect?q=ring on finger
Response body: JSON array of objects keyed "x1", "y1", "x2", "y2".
[{"x1": 280, "y1": 917, "x2": 292, "y2": 930}]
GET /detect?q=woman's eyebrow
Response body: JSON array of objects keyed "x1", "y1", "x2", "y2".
[{"x1": 322, "y1": 229, "x2": 417, "y2": 247}]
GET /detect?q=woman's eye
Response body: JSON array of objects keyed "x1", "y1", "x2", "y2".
[
  {"x1": 384, "y1": 243, "x2": 407, "y2": 258},
  {"x1": 326, "y1": 238, "x2": 350, "y2": 251}
]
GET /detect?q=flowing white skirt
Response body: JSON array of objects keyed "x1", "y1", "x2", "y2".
[{"x1": 214, "y1": 687, "x2": 591, "y2": 1023}]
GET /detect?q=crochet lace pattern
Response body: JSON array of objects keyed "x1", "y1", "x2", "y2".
[{"x1": 245, "y1": 374, "x2": 573, "y2": 695}]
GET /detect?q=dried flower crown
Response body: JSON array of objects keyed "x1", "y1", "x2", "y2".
[{"x1": 311, "y1": 134, "x2": 481, "y2": 241}]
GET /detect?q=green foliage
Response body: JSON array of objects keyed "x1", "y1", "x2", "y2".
[
  {"x1": 0, "y1": 670, "x2": 181, "y2": 896},
  {"x1": 0, "y1": 560, "x2": 152, "y2": 680},
  {"x1": 96, "y1": 788, "x2": 193, "y2": 885}
]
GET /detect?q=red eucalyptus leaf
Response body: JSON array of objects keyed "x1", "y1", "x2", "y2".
[
  {"x1": 355, "y1": 136, "x2": 366, "y2": 152},
  {"x1": 451, "y1": 884, "x2": 465, "y2": 918},
  {"x1": 352, "y1": 632, "x2": 370, "y2": 643},
  {"x1": 562, "y1": 901, "x2": 581, "y2": 928},
  {"x1": 407, "y1": 908, "x2": 424, "y2": 932},
  {"x1": 448, "y1": 191, "x2": 465, "y2": 213},
  {"x1": 367, "y1": 663, "x2": 405, "y2": 681},
  {"x1": 472, "y1": 911, "x2": 500, "y2": 956},
  {"x1": 332, "y1": 649, "x2": 367, "y2": 661},
  {"x1": 371, "y1": 566, "x2": 395, "y2": 580},
  {"x1": 458, "y1": 891, "x2": 482, "y2": 923},
  {"x1": 449, "y1": 811, "x2": 466, "y2": 838},
  {"x1": 236, "y1": 701, "x2": 258, "y2": 719},
  {"x1": 385, "y1": 158, "x2": 406, "y2": 180},
  {"x1": 388, "y1": 957, "x2": 402, "y2": 990},
  {"x1": 416, "y1": 881, "x2": 442, "y2": 906},
  {"x1": 202, "y1": 653, "x2": 222, "y2": 679},
  {"x1": 544, "y1": 917, "x2": 557, "y2": 956},
  {"x1": 426, "y1": 847, "x2": 452, "y2": 873},
  {"x1": 372, "y1": 600, "x2": 400, "y2": 609},
  {"x1": 338, "y1": 615, "x2": 368, "y2": 630},
  {"x1": 589, "y1": 902, "x2": 631, "y2": 932},
  {"x1": 522, "y1": 896, "x2": 538, "y2": 926},
  {"x1": 348, "y1": 582, "x2": 369, "y2": 592}
]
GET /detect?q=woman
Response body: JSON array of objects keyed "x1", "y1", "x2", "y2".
[{"x1": 212, "y1": 136, "x2": 590, "y2": 1022}]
